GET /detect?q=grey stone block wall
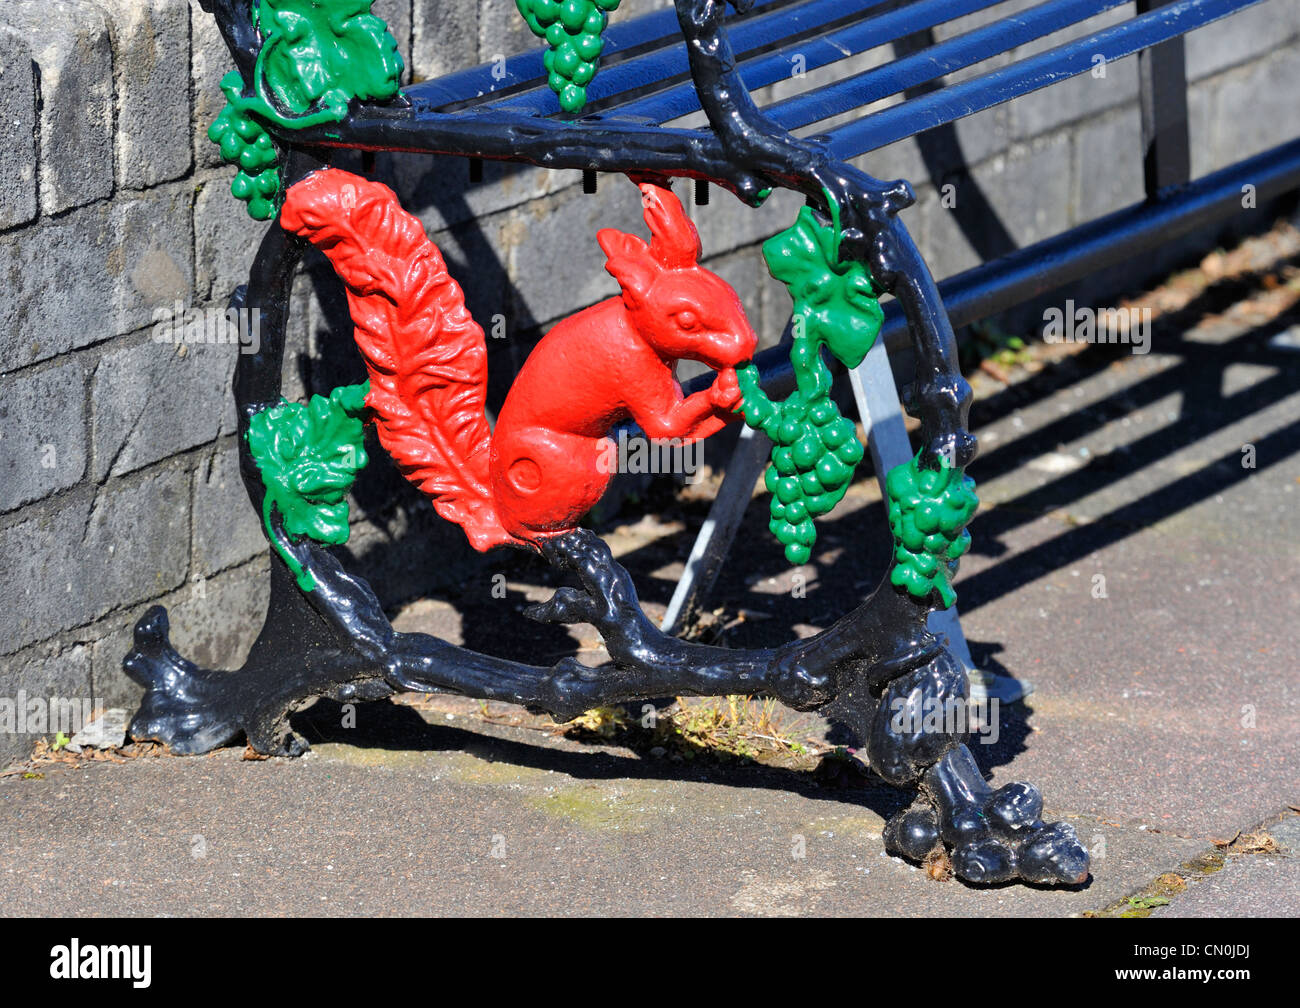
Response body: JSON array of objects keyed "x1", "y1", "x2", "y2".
[
  {"x1": 1, "y1": 0, "x2": 1296, "y2": 764},
  {"x1": 0, "y1": 25, "x2": 39, "y2": 230},
  {"x1": 5, "y1": 1, "x2": 115, "y2": 216}
]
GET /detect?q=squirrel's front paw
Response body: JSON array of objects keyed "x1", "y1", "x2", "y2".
[{"x1": 710, "y1": 367, "x2": 743, "y2": 411}]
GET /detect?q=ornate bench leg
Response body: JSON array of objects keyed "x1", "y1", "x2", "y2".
[
  {"x1": 869, "y1": 653, "x2": 1089, "y2": 886},
  {"x1": 132, "y1": 0, "x2": 1091, "y2": 888},
  {"x1": 125, "y1": 571, "x2": 394, "y2": 757}
]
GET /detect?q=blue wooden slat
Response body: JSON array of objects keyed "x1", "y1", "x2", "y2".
[
  {"x1": 827, "y1": 0, "x2": 1262, "y2": 158},
  {"x1": 405, "y1": 0, "x2": 790, "y2": 109},
  {"x1": 765, "y1": 0, "x2": 1130, "y2": 132},
  {"x1": 492, "y1": 0, "x2": 890, "y2": 116},
  {"x1": 608, "y1": 0, "x2": 1005, "y2": 124}
]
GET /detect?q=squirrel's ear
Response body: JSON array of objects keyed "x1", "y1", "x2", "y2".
[
  {"x1": 598, "y1": 228, "x2": 656, "y2": 305},
  {"x1": 639, "y1": 182, "x2": 701, "y2": 268},
  {"x1": 597, "y1": 228, "x2": 650, "y2": 262}
]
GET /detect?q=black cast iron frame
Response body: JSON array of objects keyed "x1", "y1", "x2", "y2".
[{"x1": 124, "y1": 0, "x2": 1108, "y2": 886}]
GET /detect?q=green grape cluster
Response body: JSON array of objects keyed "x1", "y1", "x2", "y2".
[
  {"x1": 885, "y1": 455, "x2": 979, "y2": 609},
  {"x1": 735, "y1": 201, "x2": 885, "y2": 566},
  {"x1": 516, "y1": 0, "x2": 620, "y2": 112},
  {"x1": 208, "y1": 73, "x2": 282, "y2": 220},
  {"x1": 737, "y1": 364, "x2": 864, "y2": 566}
]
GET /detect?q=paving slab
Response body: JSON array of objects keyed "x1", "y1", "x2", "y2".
[
  {"x1": 1148, "y1": 853, "x2": 1300, "y2": 917},
  {"x1": 1140, "y1": 812, "x2": 1300, "y2": 917},
  {"x1": 0, "y1": 730, "x2": 1204, "y2": 917}
]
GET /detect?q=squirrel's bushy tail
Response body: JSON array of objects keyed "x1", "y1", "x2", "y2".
[{"x1": 280, "y1": 168, "x2": 519, "y2": 551}]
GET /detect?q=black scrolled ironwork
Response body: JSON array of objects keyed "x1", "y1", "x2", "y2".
[{"x1": 127, "y1": 0, "x2": 1090, "y2": 888}]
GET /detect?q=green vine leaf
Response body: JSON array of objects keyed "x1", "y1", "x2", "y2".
[
  {"x1": 247, "y1": 382, "x2": 371, "y2": 591},
  {"x1": 253, "y1": 0, "x2": 404, "y2": 121},
  {"x1": 208, "y1": 0, "x2": 403, "y2": 219},
  {"x1": 763, "y1": 204, "x2": 883, "y2": 369}
]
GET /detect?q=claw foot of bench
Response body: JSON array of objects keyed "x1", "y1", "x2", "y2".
[
  {"x1": 124, "y1": 606, "x2": 248, "y2": 755},
  {"x1": 864, "y1": 648, "x2": 1090, "y2": 887},
  {"x1": 123, "y1": 604, "x2": 390, "y2": 757}
]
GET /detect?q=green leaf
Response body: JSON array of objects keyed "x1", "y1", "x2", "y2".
[
  {"x1": 208, "y1": 2, "x2": 403, "y2": 219},
  {"x1": 1127, "y1": 895, "x2": 1171, "y2": 909},
  {"x1": 247, "y1": 382, "x2": 371, "y2": 591},
  {"x1": 257, "y1": 0, "x2": 403, "y2": 116},
  {"x1": 762, "y1": 205, "x2": 884, "y2": 368}
]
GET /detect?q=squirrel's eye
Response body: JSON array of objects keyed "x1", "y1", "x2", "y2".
[{"x1": 677, "y1": 310, "x2": 700, "y2": 330}]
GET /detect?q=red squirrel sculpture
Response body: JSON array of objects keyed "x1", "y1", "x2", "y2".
[{"x1": 280, "y1": 168, "x2": 757, "y2": 550}]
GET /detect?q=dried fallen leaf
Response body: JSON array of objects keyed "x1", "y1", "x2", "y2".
[
  {"x1": 924, "y1": 848, "x2": 953, "y2": 883},
  {"x1": 979, "y1": 358, "x2": 1011, "y2": 383},
  {"x1": 1229, "y1": 832, "x2": 1280, "y2": 856}
]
